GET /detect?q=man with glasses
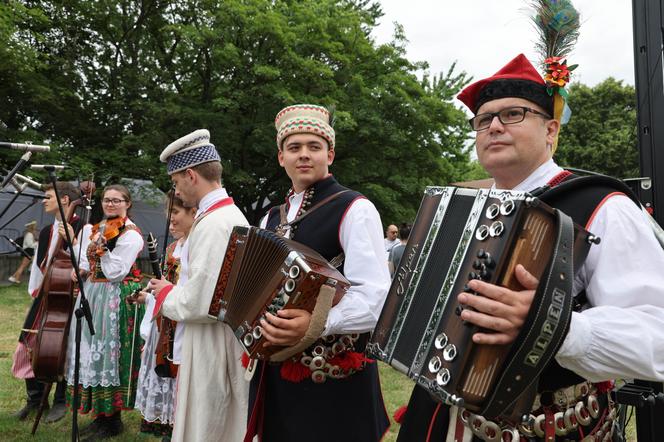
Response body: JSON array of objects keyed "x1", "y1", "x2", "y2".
[{"x1": 397, "y1": 53, "x2": 664, "y2": 441}]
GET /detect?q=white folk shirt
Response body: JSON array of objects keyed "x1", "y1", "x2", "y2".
[
  {"x1": 260, "y1": 189, "x2": 391, "y2": 336},
  {"x1": 511, "y1": 159, "x2": 664, "y2": 382},
  {"x1": 160, "y1": 187, "x2": 249, "y2": 442},
  {"x1": 28, "y1": 219, "x2": 61, "y2": 295}
]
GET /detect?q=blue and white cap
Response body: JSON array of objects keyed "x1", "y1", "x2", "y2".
[{"x1": 159, "y1": 129, "x2": 221, "y2": 175}]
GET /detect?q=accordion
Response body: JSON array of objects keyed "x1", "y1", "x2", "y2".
[
  {"x1": 367, "y1": 187, "x2": 597, "y2": 418},
  {"x1": 208, "y1": 226, "x2": 349, "y2": 360}
]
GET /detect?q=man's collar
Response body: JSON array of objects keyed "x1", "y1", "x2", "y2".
[
  {"x1": 196, "y1": 188, "x2": 229, "y2": 218},
  {"x1": 509, "y1": 159, "x2": 564, "y2": 192}
]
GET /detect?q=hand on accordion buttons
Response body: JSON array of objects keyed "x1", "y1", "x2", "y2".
[
  {"x1": 260, "y1": 309, "x2": 312, "y2": 347},
  {"x1": 457, "y1": 264, "x2": 538, "y2": 345}
]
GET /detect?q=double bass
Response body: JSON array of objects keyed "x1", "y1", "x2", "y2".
[{"x1": 31, "y1": 182, "x2": 95, "y2": 382}]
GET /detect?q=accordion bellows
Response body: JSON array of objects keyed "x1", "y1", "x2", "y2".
[{"x1": 208, "y1": 226, "x2": 349, "y2": 360}]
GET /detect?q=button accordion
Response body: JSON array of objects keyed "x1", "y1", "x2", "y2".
[
  {"x1": 367, "y1": 187, "x2": 597, "y2": 417},
  {"x1": 208, "y1": 225, "x2": 349, "y2": 360}
]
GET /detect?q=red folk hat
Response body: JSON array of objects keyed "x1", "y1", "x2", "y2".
[{"x1": 458, "y1": 54, "x2": 553, "y2": 116}]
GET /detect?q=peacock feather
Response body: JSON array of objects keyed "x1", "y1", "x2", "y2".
[
  {"x1": 531, "y1": 0, "x2": 580, "y2": 63},
  {"x1": 530, "y1": 0, "x2": 581, "y2": 153}
]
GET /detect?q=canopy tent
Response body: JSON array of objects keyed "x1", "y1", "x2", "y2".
[{"x1": 0, "y1": 177, "x2": 170, "y2": 258}]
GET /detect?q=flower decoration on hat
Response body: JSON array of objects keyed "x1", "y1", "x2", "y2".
[{"x1": 531, "y1": 0, "x2": 580, "y2": 153}]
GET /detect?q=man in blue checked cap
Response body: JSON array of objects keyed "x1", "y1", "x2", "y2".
[{"x1": 148, "y1": 129, "x2": 250, "y2": 441}]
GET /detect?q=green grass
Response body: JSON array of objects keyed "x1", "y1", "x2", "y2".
[
  {"x1": 0, "y1": 282, "x2": 152, "y2": 441},
  {"x1": 0, "y1": 282, "x2": 637, "y2": 441}
]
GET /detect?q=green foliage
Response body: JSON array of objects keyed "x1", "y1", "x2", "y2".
[
  {"x1": 1, "y1": 0, "x2": 473, "y2": 226},
  {"x1": 556, "y1": 78, "x2": 639, "y2": 178}
]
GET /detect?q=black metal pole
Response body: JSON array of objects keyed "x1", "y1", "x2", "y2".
[{"x1": 44, "y1": 169, "x2": 95, "y2": 442}]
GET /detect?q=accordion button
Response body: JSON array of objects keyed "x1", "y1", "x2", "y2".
[
  {"x1": 489, "y1": 221, "x2": 504, "y2": 237},
  {"x1": 428, "y1": 356, "x2": 442, "y2": 373},
  {"x1": 455, "y1": 306, "x2": 463, "y2": 316},
  {"x1": 485, "y1": 203, "x2": 500, "y2": 219},
  {"x1": 311, "y1": 370, "x2": 326, "y2": 383},
  {"x1": 468, "y1": 272, "x2": 479, "y2": 280},
  {"x1": 434, "y1": 333, "x2": 448, "y2": 349},
  {"x1": 476, "y1": 225, "x2": 490, "y2": 241},
  {"x1": 443, "y1": 344, "x2": 457, "y2": 362},
  {"x1": 500, "y1": 199, "x2": 516, "y2": 216},
  {"x1": 472, "y1": 259, "x2": 482, "y2": 270},
  {"x1": 436, "y1": 368, "x2": 451, "y2": 386},
  {"x1": 484, "y1": 256, "x2": 496, "y2": 269},
  {"x1": 477, "y1": 249, "x2": 487, "y2": 259},
  {"x1": 311, "y1": 356, "x2": 326, "y2": 370}
]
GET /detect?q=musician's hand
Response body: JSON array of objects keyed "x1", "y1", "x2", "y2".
[
  {"x1": 260, "y1": 309, "x2": 311, "y2": 347},
  {"x1": 127, "y1": 290, "x2": 150, "y2": 305},
  {"x1": 70, "y1": 268, "x2": 87, "y2": 282},
  {"x1": 58, "y1": 223, "x2": 77, "y2": 244},
  {"x1": 147, "y1": 277, "x2": 171, "y2": 296},
  {"x1": 457, "y1": 264, "x2": 538, "y2": 345}
]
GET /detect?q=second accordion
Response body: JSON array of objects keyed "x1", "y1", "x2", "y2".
[
  {"x1": 367, "y1": 186, "x2": 598, "y2": 418},
  {"x1": 208, "y1": 225, "x2": 349, "y2": 360}
]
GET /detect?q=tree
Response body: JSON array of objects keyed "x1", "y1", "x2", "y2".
[
  {"x1": 556, "y1": 78, "x2": 639, "y2": 178},
  {"x1": 2, "y1": 0, "x2": 474, "y2": 226}
]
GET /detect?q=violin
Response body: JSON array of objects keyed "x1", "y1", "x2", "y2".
[{"x1": 91, "y1": 216, "x2": 125, "y2": 255}]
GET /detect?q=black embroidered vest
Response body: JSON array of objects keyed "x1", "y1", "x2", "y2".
[{"x1": 265, "y1": 175, "x2": 363, "y2": 275}]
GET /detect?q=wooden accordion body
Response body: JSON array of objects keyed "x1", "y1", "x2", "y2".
[
  {"x1": 208, "y1": 226, "x2": 349, "y2": 360},
  {"x1": 367, "y1": 187, "x2": 594, "y2": 417}
]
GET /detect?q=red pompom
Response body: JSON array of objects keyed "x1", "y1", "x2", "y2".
[
  {"x1": 241, "y1": 353, "x2": 250, "y2": 369},
  {"x1": 594, "y1": 381, "x2": 614, "y2": 394},
  {"x1": 280, "y1": 360, "x2": 311, "y2": 383},
  {"x1": 329, "y1": 351, "x2": 371, "y2": 372},
  {"x1": 393, "y1": 405, "x2": 408, "y2": 424}
]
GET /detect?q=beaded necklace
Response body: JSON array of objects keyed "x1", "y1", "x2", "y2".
[{"x1": 275, "y1": 186, "x2": 315, "y2": 238}]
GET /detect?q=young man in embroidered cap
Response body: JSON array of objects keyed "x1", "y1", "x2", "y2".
[
  {"x1": 244, "y1": 104, "x2": 391, "y2": 442},
  {"x1": 148, "y1": 129, "x2": 249, "y2": 442},
  {"x1": 396, "y1": 53, "x2": 664, "y2": 441}
]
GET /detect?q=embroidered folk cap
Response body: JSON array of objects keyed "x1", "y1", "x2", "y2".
[
  {"x1": 458, "y1": 54, "x2": 554, "y2": 116},
  {"x1": 275, "y1": 104, "x2": 335, "y2": 150},
  {"x1": 159, "y1": 129, "x2": 221, "y2": 175}
]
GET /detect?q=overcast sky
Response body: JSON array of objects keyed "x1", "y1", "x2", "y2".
[{"x1": 372, "y1": 0, "x2": 635, "y2": 93}]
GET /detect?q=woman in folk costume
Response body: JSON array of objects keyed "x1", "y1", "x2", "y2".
[
  {"x1": 65, "y1": 184, "x2": 145, "y2": 441},
  {"x1": 135, "y1": 191, "x2": 196, "y2": 440},
  {"x1": 148, "y1": 129, "x2": 249, "y2": 442}
]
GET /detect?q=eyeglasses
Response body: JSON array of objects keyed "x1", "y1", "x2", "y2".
[
  {"x1": 468, "y1": 106, "x2": 551, "y2": 131},
  {"x1": 102, "y1": 198, "x2": 127, "y2": 205}
]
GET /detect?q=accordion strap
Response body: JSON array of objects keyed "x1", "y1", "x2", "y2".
[
  {"x1": 279, "y1": 189, "x2": 351, "y2": 229},
  {"x1": 268, "y1": 284, "x2": 336, "y2": 362},
  {"x1": 481, "y1": 208, "x2": 576, "y2": 418}
]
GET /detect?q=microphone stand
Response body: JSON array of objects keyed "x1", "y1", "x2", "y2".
[
  {"x1": 0, "y1": 235, "x2": 33, "y2": 259},
  {"x1": 44, "y1": 168, "x2": 95, "y2": 442},
  {"x1": 0, "y1": 196, "x2": 42, "y2": 231},
  {"x1": 0, "y1": 177, "x2": 29, "y2": 223}
]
